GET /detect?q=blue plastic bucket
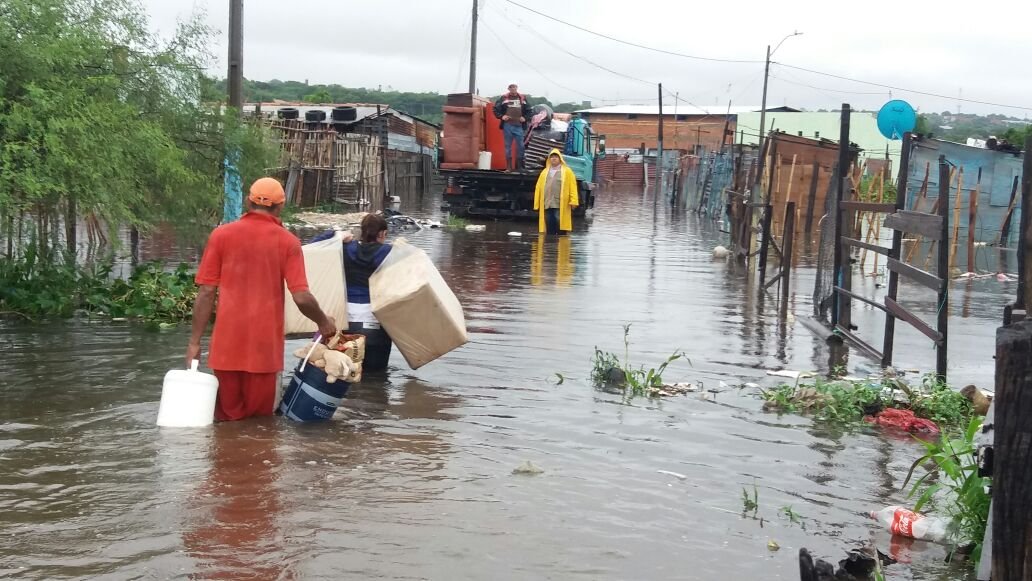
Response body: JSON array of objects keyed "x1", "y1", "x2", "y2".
[{"x1": 278, "y1": 363, "x2": 351, "y2": 422}]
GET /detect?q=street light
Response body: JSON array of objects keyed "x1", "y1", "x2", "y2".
[{"x1": 754, "y1": 31, "x2": 803, "y2": 196}]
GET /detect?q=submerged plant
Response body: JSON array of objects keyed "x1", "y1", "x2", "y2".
[
  {"x1": 903, "y1": 417, "x2": 990, "y2": 565},
  {"x1": 742, "y1": 485, "x2": 759, "y2": 516},
  {"x1": 0, "y1": 258, "x2": 197, "y2": 325},
  {"x1": 590, "y1": 324, "x2": 689, "y2": 398}
]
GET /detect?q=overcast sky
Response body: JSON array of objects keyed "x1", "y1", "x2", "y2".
[{"x1": 143, "y1": 0, "x2": 1031, "y2": 117}]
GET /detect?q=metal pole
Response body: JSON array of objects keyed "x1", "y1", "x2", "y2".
[
  {"x1": 228, "y1": 0, "x2": 243, "y2": 110},
  {"x1": 882, "y1": 132, "x2": 913, "y2": 367},
  {"x1": 936, "y1": 155, "x2": 950, "y2": 380},
  {"x1": 468, "y1": 0, "x2": 478, "y2": 94},
  {"x1": 831, "y1": 103, "x2": 851, "y2": 328},
  {"x1": 657, "y1": 83, "x2": 664, "y2": 207}
]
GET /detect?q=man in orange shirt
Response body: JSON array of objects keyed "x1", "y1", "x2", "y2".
[{"x1": 186, "y1": 177, "x2": 337, "y2": 421}]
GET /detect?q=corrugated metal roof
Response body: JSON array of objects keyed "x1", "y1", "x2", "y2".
[{"x1": 577, "y1": 104, "x2": 795, "y2": 116}]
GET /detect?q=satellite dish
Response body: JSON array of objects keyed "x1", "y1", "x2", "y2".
[{"x1": 877, "y1": 100, "x2": 917, "y2": 140}]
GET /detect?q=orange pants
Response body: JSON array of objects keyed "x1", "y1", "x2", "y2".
[{"x1": 212, "y1": 370, "x2": 279, "y2": 422}]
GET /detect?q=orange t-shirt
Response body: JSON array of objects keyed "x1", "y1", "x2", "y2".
[{"x1": 195, "y1": 212, "x2": 309, "y2": 373}]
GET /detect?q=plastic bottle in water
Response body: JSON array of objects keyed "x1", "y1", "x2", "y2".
[{"x1": 869, "y1": 506, "x2": 952, "y2": 544}]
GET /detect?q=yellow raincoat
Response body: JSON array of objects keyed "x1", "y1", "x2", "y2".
[{"x1": 533, "y1": 149, "x2": 579, "y2": 234}]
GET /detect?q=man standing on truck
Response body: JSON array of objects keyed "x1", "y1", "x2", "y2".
[{"x1": 494, "y1": 83, "x2": 533, "y2": 172}]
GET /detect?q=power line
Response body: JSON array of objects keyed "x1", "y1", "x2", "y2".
[
  {"x1": 488, "y1": 4, "x2": 655, "y2": 86},
  {"x1": 773, "y1": 61, "x2": 1032, "y2": 112},
  {"x1": 480, "y1": 19, "x2": 601, "y2": 101},
  {"x1": 500, "y1": 0, "x2": 762, "y2": 64},
  {"x1": 499, "y1": 0, "x2": 1030, "y2": 113},
  {"x1": 769, "y1": 72, "x2": 890, "y2": 97}
]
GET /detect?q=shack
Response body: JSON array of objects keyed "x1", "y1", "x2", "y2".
[
  {"x1": 903, "y1": 137, "x2": 1024, "y2": 272},
  {"x1": 245, "y1": 102, "x2": 439, "y2": 211}
]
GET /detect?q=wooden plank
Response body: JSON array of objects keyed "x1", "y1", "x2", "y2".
[
  {"x1": 834, "y1": 286, "x2": 888, "y2": 312},
  {"x1": 885, "y1": 296, "x2": 943, "y2": 344},
  {"x1": 887, "y1": 257, "x2": 943, "y2": 291},
  {"x1": 884, "y1": 211, "x2": 943, "y2": 240},
  {"x1": 843, "y1": 237, "x2": 889, "y2": 256},
  {"x1": 835, "y1": 325, "x2": 883, "y2": 362},
  {"x1": 841, "y1": 200, "x2": 895, "y2": 213}
]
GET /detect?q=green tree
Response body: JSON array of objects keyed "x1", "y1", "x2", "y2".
[
  {"x1": 0, "y1": 0, "x2": 275, "y2": 259},
  {"x1": 303, "y1": 88, "x2": 333, "y2": 104},
  {"x1": 915, "y1": 114, "x2": 931, "y2": 135}
]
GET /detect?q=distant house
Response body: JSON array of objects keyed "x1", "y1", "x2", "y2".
[
  {"x1": 904, "y1": 137, "x2": 1024, "y2": 255},
  {"x1": 241, "y1": 102, "x2": 440, "y2": 209},
  {"x1": 576, "y1": 104, "x2": 799, "y2": 154},
  {"x1": 733, "y1": 110, "x2": 901, "y2": 164}
]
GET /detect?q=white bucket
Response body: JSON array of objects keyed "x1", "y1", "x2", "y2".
[
  {"x1": 156, "y1": 360, "x2": 219, "y2": 427},
  {"x1": 477, "y1": 151, "x2": 492, "y2": 170}
]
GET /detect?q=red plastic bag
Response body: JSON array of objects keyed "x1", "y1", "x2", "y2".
[{"x1": 863, "y1": 408, "x2": 940, "y2": 436}]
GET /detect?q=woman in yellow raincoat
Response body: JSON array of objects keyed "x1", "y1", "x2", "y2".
[{"x1": 533, "y1": 149, "x2": 579, "y2": 235}]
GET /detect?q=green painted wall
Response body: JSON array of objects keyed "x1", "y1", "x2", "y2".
[{"x1": 734, "y1": 111, "x2": 902, "y2": 163}]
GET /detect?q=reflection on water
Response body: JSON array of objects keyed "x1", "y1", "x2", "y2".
[{"x1": 0, "y1": 188, "x2": 998, "y2": 579}]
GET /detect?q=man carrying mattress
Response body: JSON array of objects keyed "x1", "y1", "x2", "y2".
[{"x1": 186, "y1": 178, "x2": 338, "y2": 421}]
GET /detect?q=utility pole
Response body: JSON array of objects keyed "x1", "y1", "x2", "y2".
[
  {"x1": 753, "y1": 44, "x2": 771, "y2": 197},
  {"x1": 468, "y1": 0, "x2": 478, "y2": 94},
  {"x1": 657, "y1": 83, "x2": 665, "y2": 207},
  {"x1": 224, "y1": 0, "x2": 244, "y2": 223},
  {"x1": 228, "y1": 0, "x2": 243, "y2": 110}
]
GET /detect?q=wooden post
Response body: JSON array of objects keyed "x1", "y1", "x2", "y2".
[
  {"x1": 805, "y1": 161, "x2": 820, "y2": 234},
  {"x1": 859, "y1": 172, "x2": 884, "y2": 271},
  {"x1": 1019, "y1": 134, "x2": 1032, "y2": 313},
  {"x1": 936, "y1": 155, "x2": 950, "y2": 380},
  {"x1": 873, "y1": 175, "x2": 887, "y2": 275},
  {"x1": 991, "y1": 320, "x2": 1032, "y2": 581},
  {"x1": 831, "y1": 104, "x2": 851, "y2": 328},
  {"x1": 759, "y1": 205, "x2": 774, "y2": 285},
  {"x1": 904, "y1": 162, "x2": 932, "y2": 264},
  {"x1": 785, "y1": 153, "x2": 798, "y2": 216},
  {"x1": 781, "y1": 201, "x2": 796, "y2": 316},
  {"x1": 949, "y1": 167, "x2": 966, "y2": 273},
  {"x1": 968, "y1": 168, "x2": 982, "y2": 274},
  {"x1": 882, "y1": 133, "x2": 912, "y2": 368},
  {"x1": 999, "y1": 175, "x2": 1021, "y2": 247}
]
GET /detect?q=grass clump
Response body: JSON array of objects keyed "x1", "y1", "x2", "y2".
[
  {"x1": 904, "y1": 417, "x2": 990, "y2": 566},
  {"x1": 757, "y1": 374, "x2": 975, "y2": 432},
  {"x1": 445, "y1": 215, "x2": 469, "y2": 229},
  {"x1": 590, "y1": 324, "x2": 689, "y2": 398}
]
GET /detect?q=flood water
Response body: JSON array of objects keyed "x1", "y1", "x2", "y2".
[{"x1": 1, "y1": 188, "x2": 1009, "y2": 579}]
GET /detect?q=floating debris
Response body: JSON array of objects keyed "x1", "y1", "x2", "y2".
[
  {"x1": 766, "y1": 369, "x2": 816, "y2": 380},
  {"x1": 292, "y1": 211, "x2": 368, "y2": 229},
  {"x1": 656, "y1": 469, "x2": 688, "y2": 480},
  {"x1": 713, "y1": 245, "x2": 730, "y2": 259},
  {"x1": 465, "y1": 224, "x2": 487, "y2": 233},
  {"x1": 512, "y1": 461, "x2": 544, "y2": 475},
  {"x1": 508, "y1": 231, "x2": 522, "y2": 237},
  {"x1": 767, "y1": 540, "x2": 780, "y2": 552}
]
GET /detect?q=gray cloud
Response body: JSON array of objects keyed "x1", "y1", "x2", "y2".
[{"x1": 143, "y1": 0, "x2": 1032, "y2": 115}]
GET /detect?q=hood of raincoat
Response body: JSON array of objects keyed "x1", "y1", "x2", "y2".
[{"x1": 545, "y1": 148, "x2": 569, "y2": 169}]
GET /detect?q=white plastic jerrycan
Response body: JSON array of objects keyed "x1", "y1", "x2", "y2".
[{"x1": 156, "y1": 360, "x2": 219, "y2": 427}]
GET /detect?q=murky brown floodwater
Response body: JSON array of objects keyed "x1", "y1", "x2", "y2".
[{"x1": 2, "y1": 188, "x2": 1009, "y2": 580}]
